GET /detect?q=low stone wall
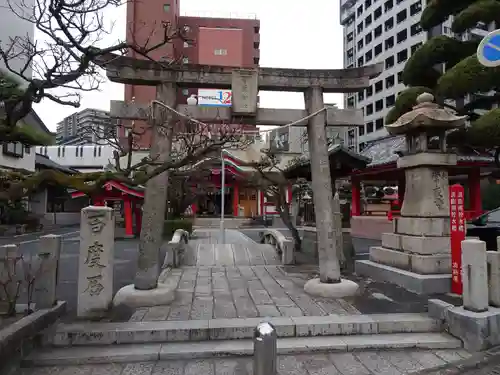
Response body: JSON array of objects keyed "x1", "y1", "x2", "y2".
[
  {"x1": 0, "y1": 301, "x2": 66, "y2": 375},
  {"x1": 299, "y1": 227, "x2": 353, "y2": 267},
  {"x1": 350, "y1": 216, "x2": 393, "y2": 258}
]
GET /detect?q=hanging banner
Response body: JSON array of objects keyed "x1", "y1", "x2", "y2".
[{"x1": 449, "y1": 184, "x2": 465, "y2": 295}]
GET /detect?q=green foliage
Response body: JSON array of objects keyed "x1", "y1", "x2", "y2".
[
  {"x1": 481, "y1": 182, "x2": 500, "y2": 211},
  {"x1": 163, "y1": 219, "x2": 193, "y2": 238},
  {"x1": 388, "y1": 0, "x2": 500, "y2": 150},
  {"x1": 437, "y1": 55, "x2": 500, "y2": 98},
  {"x1": 452, "y1": 0, "x2": 500, "y2": 33}
]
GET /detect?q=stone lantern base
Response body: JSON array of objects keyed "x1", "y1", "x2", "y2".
[{"x1": 355, "y1": 216, "x2": 452, "y2": 294}]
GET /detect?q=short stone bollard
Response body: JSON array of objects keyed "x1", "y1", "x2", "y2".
[
  {"x1": 461, "y1": 239, "x2": 488, "y2": 312},
  {"x1": 77, "y1": 206, "x2": 115, "y2": 318},
  {"x1": 487, "y1": 250, "x2": 500, "y2": 307},
  {"x1": 35, "y1": 235, "x2": 62, "y2": 309},
  {"x1": 254, "y1": 322, "x2": 277, "y2": 375}
]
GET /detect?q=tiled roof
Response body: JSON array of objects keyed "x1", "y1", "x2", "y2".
[{"x1": 360, "y1": 135, "x2": 494, "y2": 167}]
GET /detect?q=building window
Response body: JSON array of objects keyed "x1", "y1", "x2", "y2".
[
  {"x1": 366, "y1": 104, "x2": 374, "y2": 115},
  {"x1": 410, "y1": 22, "x2": 422, "y2": 36},
  {"x1": 25, "y1": 145, "x2": 30, "y2": 154},
  {"x1": 397, "y1": 29, "x2": 408, "y2": 43},
  {"x1": 365, "y1": 32, "x2": 373, "y2": 44},
  {"x1": 183, "y1": 41, "x2": 190, "y2": 48},
  {"x1": 385, "y1": 17, "x2": 394, "y2": 31},
  {"x1": 374, "y1": 25, "x2": 383, "y2": 38},
  {"x1": 347, "y1": 32, "x2": 354, "y2": 42},
  {"x1": 357, "y1": 23, "x2": 364, "y2": 33},
  {"x1": 384, "y1": 0, "x2": 393, "y2": 11},
  {"x1": 182, "y1": 88, "x2": 189, "y2": 95},
  {"x1": 347, "y1": 97, "x2": 355, "y2": 108},
  {"x1": 375, "y1": 81, "x2": 383, "y2": 93},
  {"x1": 396, "y1": 9, "x2": 407, "y2": 23},
  {"x1": 397, "y1": 49, "x2": 408, "y2": 63},
  {"x1": 375, "y1": 118, "x2": 384, "y2": 129},
  {"x1": 214, "y1": 49, "x2": 228, "y2": 56},
  {"x1": 374, "y1": 43, "x2": 383, "y2": 56},
  {"x1": 358, "y1": 56, "x2": 364, "y2": 66},
  {"x1": 386, "y1": 94, "x2": 396, "y2": 107},
  {"x1": 358, "y1": 39, "x2": 364, "y2": 50},
  {"x1": 359, "y1": 126, "x2": 365, "y2": 136},
  {"x1": 163, "y1": 3, "x2": 170, "y2": 11},
  {"x1": 385, "y1": 36, "x2": 394, "y2": 50},
  {"x1": 367, "y1": 121, "x2": 374, "y2": 133},
  {"x1": 182, "y1": 57, "x2": 189, "y2": 64},
  {"x1": 375, "y1": 100, "x2": 384, "y2": 112},
  {"x1": 365, "y1": 0, "x2": 372, "y2": 8},
  {"x1": 374, "y1": 6, "x2": 382, "y2": 19},
  {"x1": 358, "y1": 91, "x2": 365, "y2": 101},
  {"x1": 3, "y1": 142, "x2": 23, "y2": 158},
  {"x1": 357, "y1": 5, "x2": 363, "y2": 15},
  {"x1": 365, "y1": 50, "x2": 373, "y2": 62},
  {"x1": 365, "y1": 14, "x2": 372, "y2": 27},
  {"x1": 366, "y1": 86, "x2": 373, "y2": 97},
  {"x1": 410, "y1": 0, "x2": 422, "y2": 15},
  {"x1": 386, "y1": 75, "x2": 395, "y2": 88},
  {"x1": 397, "y1": 71, "x2": 404, "y2": 83},
  {"x1": 385, "y1": 55, "x2": 395, "y2": 68},
  {"x1": 411, "y1": 42, "x2": 423, "y2": 54}
]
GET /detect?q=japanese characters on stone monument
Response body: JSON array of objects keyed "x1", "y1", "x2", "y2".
[
  {"x1": 356, "y1": 93, "x2": 468, "y2": 294},
  {"x1": 78, "y1": 206, "x2": 115, "y2": 318},
  {"x1": 231, "y1": 69, "x2": 258, "y2": 116}
]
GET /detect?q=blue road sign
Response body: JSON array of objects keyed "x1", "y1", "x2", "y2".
[{"x1": 477, "y1": 29, "x2": 500, "y2": 67}]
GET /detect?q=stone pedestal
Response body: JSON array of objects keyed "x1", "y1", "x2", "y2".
[{"x1": 77, "y1": 206, "x2": 115, "y2": 318}]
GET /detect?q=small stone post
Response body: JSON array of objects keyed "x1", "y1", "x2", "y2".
[
  {"x1": 78, "y1": 206, "x2": 115, "y2": 318},
  {"x1": 304, "y1": 86, "x2": 341, "y2": 283},
  {"x1": 461, "y1": 239, "x2": 488, "y2": 312},
  {"x1": 34, "y1": 234, "x2": 62, "y2": 309},
  {"x1": 0, "y1": 244, "x2": 20, "y2": 314},
  {"x1": 487, "y1": 249, "x2": 500, "y2": 307}
]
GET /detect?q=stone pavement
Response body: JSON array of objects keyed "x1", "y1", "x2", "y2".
[
  {"x1": 17, "y1": 349, "x2": 472, "y2": 375},
  {"x1": 131, "y1": 229, "x2": 360, "y2": 321}
]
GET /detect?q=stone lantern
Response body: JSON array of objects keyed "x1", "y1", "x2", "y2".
[
  {"x1": 385, "y1": 92, "x2": 467, "y2": 218},
  {"x1": 355, "y1": 93, "x2": 468, "y2": 294}
]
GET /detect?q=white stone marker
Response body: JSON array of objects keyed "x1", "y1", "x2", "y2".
[
  {"x1": 78, "y1": 206, "x2": 115, "y2": 318},
  {"x1": 461, "y1": 239, "x2": 488, "y2": 312},
  {"x1": 487, "y1": 250, "x2": 500, "y2": 307},
  {"x1": 35, "y1": 234, "x2": 62, "y2": 309}
]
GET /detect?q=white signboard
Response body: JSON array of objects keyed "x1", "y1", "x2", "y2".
[{"x1": 197, "y1": 89, "x2": 232, "y2": 107}]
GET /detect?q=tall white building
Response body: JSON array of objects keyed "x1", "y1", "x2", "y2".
[
  {"x1": 340, "y1": 0, "x2": 427, "y2": 151},
  {"x1": 340, "y1": 0, "x2": 494, "y2": 152},
  {"x1": 56, "y1": 108, "x2": 117, "y2": 145}
]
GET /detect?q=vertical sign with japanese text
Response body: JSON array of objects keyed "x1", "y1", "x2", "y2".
[{"x1": 449, "y1": 184, "x2": 465, "y2": 295}]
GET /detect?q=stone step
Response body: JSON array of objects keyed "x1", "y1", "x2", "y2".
[
  {"x1": 48, "y1": 314, "x2": 440, "y2": 347},
  {"x1": 23, "y1": 333, "x2": 462, "y2": 366}
]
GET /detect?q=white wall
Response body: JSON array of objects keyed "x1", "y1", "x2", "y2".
[
  {"x1": 36, "y1": 145, "x2": 149, "y2": 172},
  {"x1": 0, "y1": 146, "x2": 36, "y2": 171}
]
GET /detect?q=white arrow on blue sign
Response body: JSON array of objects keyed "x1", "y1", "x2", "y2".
[{"x1": 477, "y1": 29, "x2": 500, "y2": 67}]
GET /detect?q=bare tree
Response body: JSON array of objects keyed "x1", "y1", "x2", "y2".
[
  {"x1": 0, "y1": 0, "x2": 188, "y2": 143},
  {"x1": 250, "y1": 152, "x2": 307, "y2": 252}
]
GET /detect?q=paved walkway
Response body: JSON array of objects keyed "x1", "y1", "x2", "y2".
[
  {"x1": 131, "y1": 229, "x2": 359, "y2": 322},
  {"x1": 17, "y1": 350, "x2": 472, "y2": 375}
]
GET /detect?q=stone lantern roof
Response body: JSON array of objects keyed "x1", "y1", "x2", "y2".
[{"x1": 385, "y1": 93, "x2": 467, "y2": 135}]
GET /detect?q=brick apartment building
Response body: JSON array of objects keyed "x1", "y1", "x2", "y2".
[{"x1": 124, "y1": 0, "x2": 261, "y2": 148}]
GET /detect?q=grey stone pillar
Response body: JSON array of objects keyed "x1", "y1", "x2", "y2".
[
  {"x1": 135, "y1": 82, "x2": 176, "y2": 290},
  {"x1": 304, "y1": 87, "x2": 341, "y2": 283},
  {"x1": 34, "y1": 234, "x2": 62, "y2": 309}
]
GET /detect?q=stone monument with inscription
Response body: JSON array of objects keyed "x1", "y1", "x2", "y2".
[
  {"x1": 77, "y1": 206, "x2": 115, "y2": 318},
  {"x1": 355, "y1": 93, "x2": 467, "y2": 294}
]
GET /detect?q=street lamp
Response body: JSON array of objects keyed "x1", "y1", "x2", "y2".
[{"x1": 187, "y1": 94, "x2": 197, "y2": 106}]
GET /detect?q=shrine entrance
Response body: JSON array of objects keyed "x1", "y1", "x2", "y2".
[{"x1": 71, "y1": 181, "x2": 144, "y2": 237}]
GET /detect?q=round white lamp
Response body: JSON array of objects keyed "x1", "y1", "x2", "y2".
[{"x1": 187, "y1": 94, "x2": 197, "y2": 106}]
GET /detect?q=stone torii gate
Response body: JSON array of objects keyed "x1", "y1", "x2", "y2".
[{"x1": 103, "y1": 55, "x2": 382, "y2": 302}]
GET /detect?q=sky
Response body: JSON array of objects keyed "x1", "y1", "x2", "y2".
[{"x1": 32, "y1": 0, "x2": 344, "y2": 131}]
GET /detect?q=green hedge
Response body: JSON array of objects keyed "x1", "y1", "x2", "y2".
[{"x1": 163, "y1": 219, "x2": 193, "y2": 238}]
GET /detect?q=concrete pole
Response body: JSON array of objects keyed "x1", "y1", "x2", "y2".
[
  {"x1": 304, "y1": 86, "x2": 341, "y2": 283},
  {"x1": 135, "y1": 83, "x2": 176, "y2": 290},
  {"x1": 253, "y1": 322, "x2": 277, "y2": 375}
]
